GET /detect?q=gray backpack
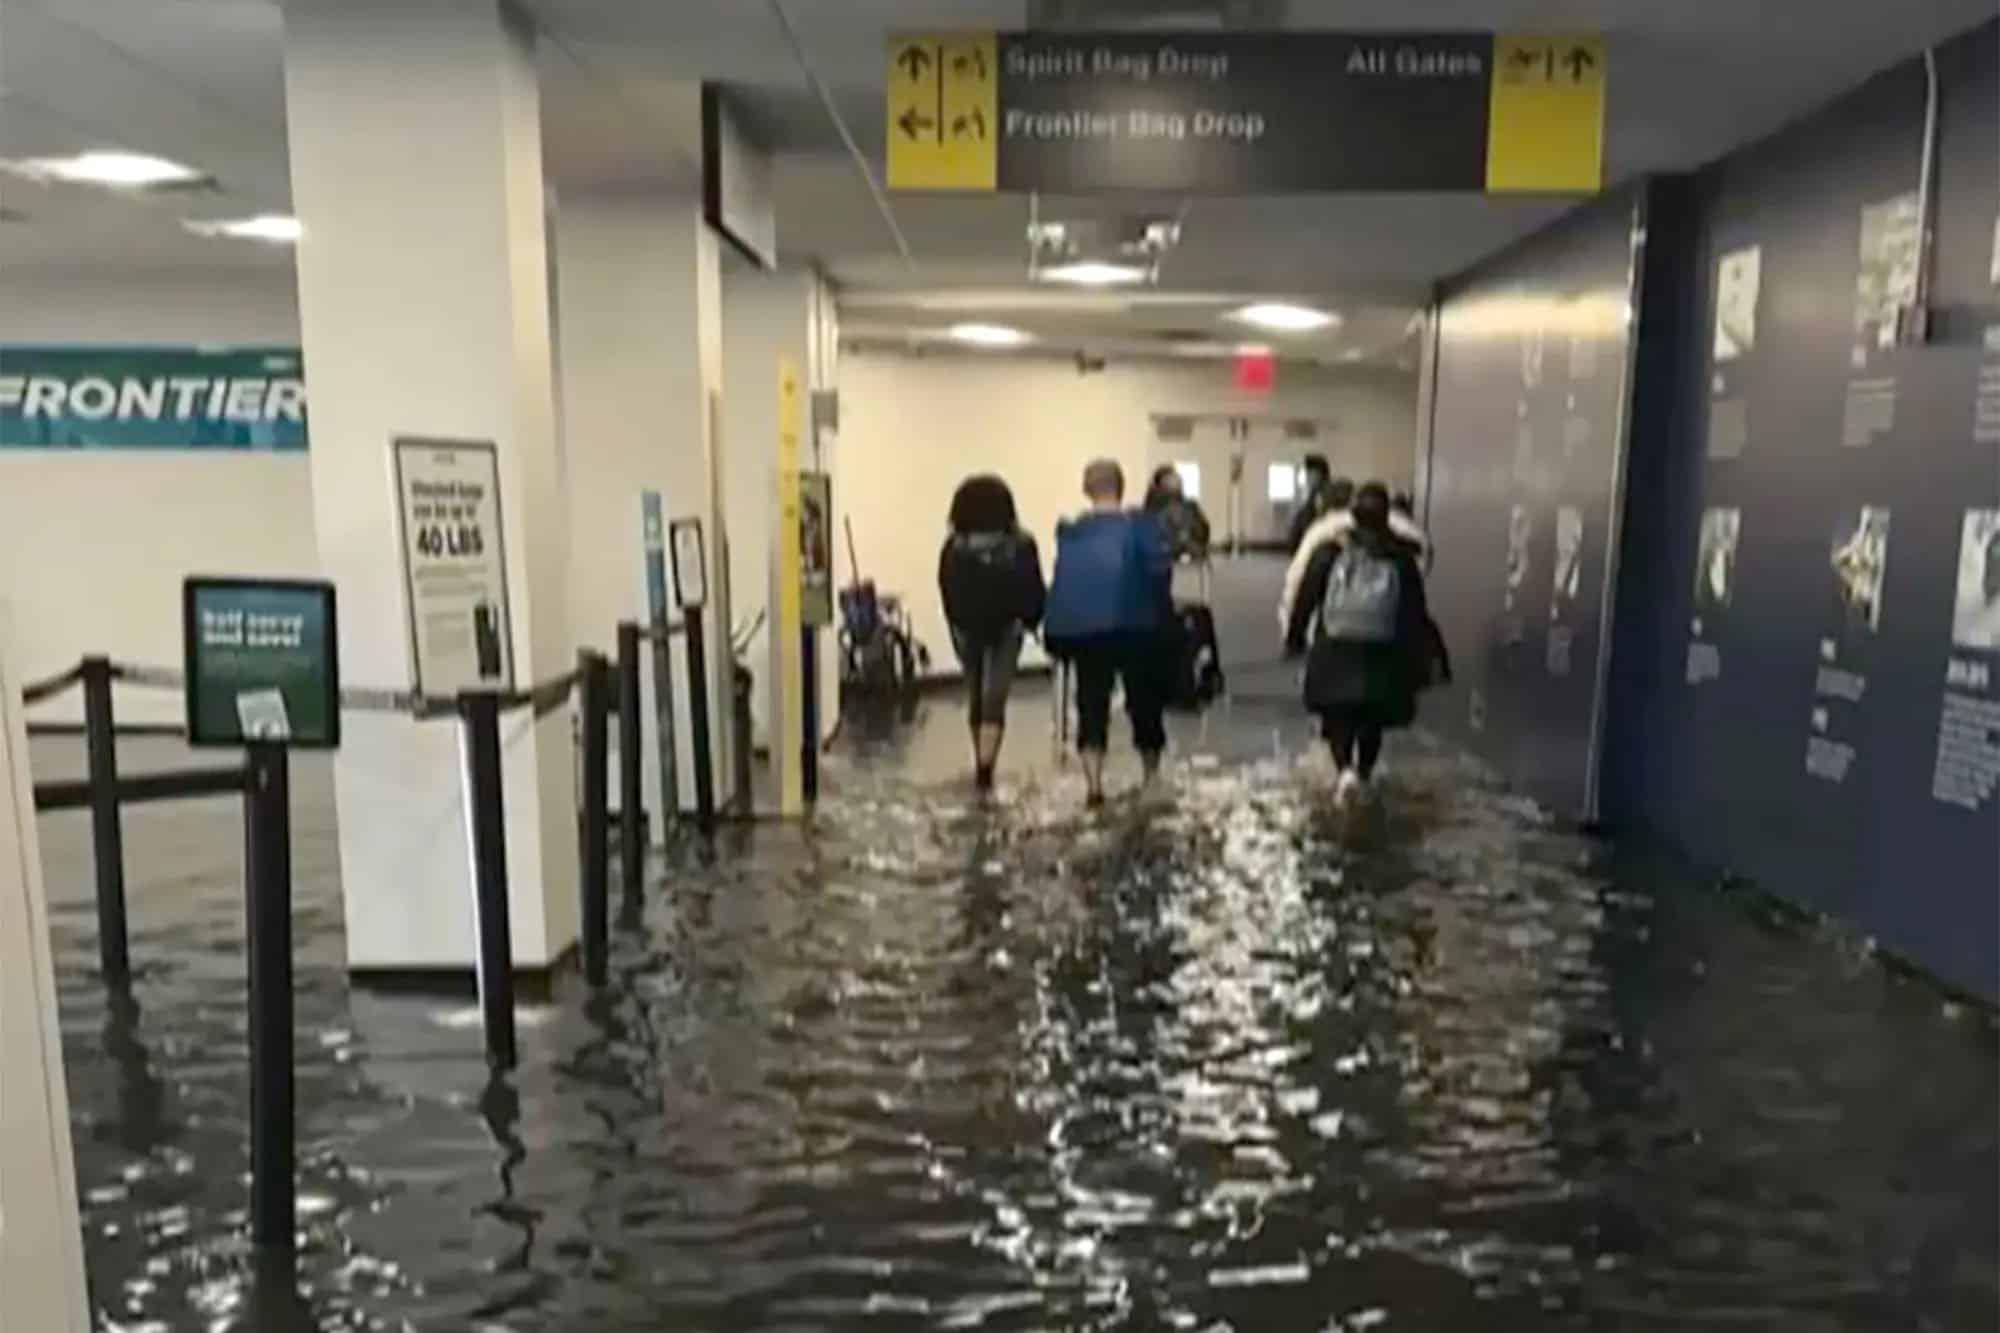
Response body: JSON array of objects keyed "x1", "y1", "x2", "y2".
[{"x1": 1320, "y1": 544, "x2": 1402, "y2": 643}]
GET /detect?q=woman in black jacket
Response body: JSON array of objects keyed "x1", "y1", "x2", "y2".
[
  {"x1": 1143, "y1": 464, "x2": 1212, "y2": 562},
  {"x1": 938, "y1": 474, "x2": 1046, "y2": 790},
  {"x1": 1284, "y1": 482, "x2": 1436, "y2": 803}
]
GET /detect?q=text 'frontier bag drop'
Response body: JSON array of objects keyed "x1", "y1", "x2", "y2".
[{"x1": 1319, "y1": 545, "x2": 1403, "y2": 643}]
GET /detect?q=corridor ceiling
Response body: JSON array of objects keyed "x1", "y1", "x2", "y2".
[{"x1": 1, "y1": 0, "x2": 1991, "y2": 363}]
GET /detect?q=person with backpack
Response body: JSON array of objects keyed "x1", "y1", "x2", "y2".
[
  {"x1": 1276, "y1": 477, "x2": 1427, "y2": 634},
  {"x1": 1043, "y1": 458, "x2": 1174, "y2": 806},
  {"x1": 938, "y1": 474, "x2": 1046, "y2": 791},
  {"x1": 1143, "y1": 464, "x2": 1212, "y2": 563},
  {"x1": 1284, "y1": 482, "x2": 1436, "y2": 804},
  {"x1": 1142, "y1": 465, "x2": 1225, "y2": 713}
]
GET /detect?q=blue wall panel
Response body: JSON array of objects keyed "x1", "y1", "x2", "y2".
[
  {"x1": 1606, "y1": 26, "x2": 1999, "y2": 999},
  {"x1": 1432, "y1": 21, "x2": 1999, "y2": 997}
]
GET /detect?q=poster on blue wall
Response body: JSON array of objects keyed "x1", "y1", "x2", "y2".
[
  {"x1": 1612, "y1": 24, "x2": 2000, "y2": 997},
  {"x1": 0, "y1": 346, "x2": 307, "y2": 450}
]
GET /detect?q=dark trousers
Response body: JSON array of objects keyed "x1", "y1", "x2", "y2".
[
  {"x1": 952, "y1": 624, "x2": 1024, "y2": 728},
  {"x1": 1321, "y1": 711, "x2": 1384, "y2": 779},
  {"x1": 1069, "y1": 631, "x2": 1167, "y2": 754}
]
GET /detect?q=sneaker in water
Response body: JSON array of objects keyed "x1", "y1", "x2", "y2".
[
  {"x1": 974, "y1": 763, "x2": 994, "y2": 793},
  {"x1": 1334, "y1": 769, "x2": 1364, "y2": 808}
]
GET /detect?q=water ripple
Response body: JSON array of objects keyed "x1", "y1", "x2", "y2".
[{"x1": 33, "y1": 724, "x2": 1999, "y2": 1331}]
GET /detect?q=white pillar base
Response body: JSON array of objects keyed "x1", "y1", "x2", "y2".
[{"x1": 0, "y1": 606, "x2": 91, "y2": 1333}]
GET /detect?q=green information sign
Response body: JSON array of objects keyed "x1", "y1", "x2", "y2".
[{"x1": 183, "y1": 578, "x2": 340, "y2": 748}]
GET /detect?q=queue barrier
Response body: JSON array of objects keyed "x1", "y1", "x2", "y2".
[
  {"x1": 18, "y1": 625, "x2": 721, "y2": 1258},
  {"x1": 21, "y1": 635, "x2": 720, "y2": 1013}
]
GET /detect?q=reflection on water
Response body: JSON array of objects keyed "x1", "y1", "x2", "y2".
[{"x1": 34, "y1": 718, "x2": 1998, "y2": 1331}]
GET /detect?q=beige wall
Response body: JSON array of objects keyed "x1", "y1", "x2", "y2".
[
  {"x1": 0, "y1": 271, "x2": 315, "y2": 725},
  {"x1": 837, "y1": 348, "x2": 1416, "y2": 672}
]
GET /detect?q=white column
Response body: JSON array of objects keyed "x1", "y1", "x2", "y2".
[
  {"x1": 554, "y1": 187, "x2": 728, "y2": 824},
  {"x1": 284, "y1": 0, "x2": 576, "y2": 970},
  {"x1": 810, "y1": 278, "x2": 843, "y2": 745},
  {"x1": 695, "y1": 224, "x2": 734, "y2": 809},
  {"x1": 0, "y1": 608, "x2": 90, "y2": 1333},
  {"x1": 722, "y1": 265, "x2": 841, "y2": 788}
]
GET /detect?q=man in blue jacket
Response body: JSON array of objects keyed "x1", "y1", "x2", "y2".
[{"x1": 1043, "y1": 458, "x2": 1173, "y2": 805}]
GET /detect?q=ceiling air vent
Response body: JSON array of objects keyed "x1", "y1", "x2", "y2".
[{"x1": 142, "y1": 175, "x2": 222, "y2": 195}]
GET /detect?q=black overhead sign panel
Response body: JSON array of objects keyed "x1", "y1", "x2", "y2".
[{"x1": 885, "y1": 31, "x2": 1605, "y2": 195}]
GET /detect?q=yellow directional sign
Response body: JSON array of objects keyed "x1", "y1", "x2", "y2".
[
  {"x1": 886, "y1": 32, "x2": 998, "y2": 191},
  {"x1": 775, "y1": 357, "x2": 803, "y2": 815},
  {"x1": 1486, "y1": 33, "x2": 1606, "y2": 193}
]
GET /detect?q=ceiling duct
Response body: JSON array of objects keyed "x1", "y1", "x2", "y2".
[
  {"x1": 1027, "y1": 0, "x2": 1287, "y2": 29},
  {"x1": 1026, "y1": 204, "x2": 1181, "y2": 282}
]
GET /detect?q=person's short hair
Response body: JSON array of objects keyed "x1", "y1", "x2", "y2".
[
  {"x1": 949, "y1": 473, "x2": 1017, "y2": 533},
  {"x1": 1326, "y1": 477, "x2": 1356, "y2": 510},
  {"x1": 1083, "y1": 458, "x2": 1125, "y2": 501},
  {"x1": 1353, "y1": 481, "x2": 1391, "y2": 531},
  {"x1": 1302, "y1": 454, "x2": 1331, "y2": 480}
]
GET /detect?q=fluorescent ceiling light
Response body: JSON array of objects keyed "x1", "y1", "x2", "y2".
[
  {"x1": 184, "y1": 214, "x2": 302, "y2": 244},
  {"x1": 1039, "y1": 260, "x2": 1148, "y2": 287},
  {"x1": 948, "y1": 322, "x2": 1031, "y2": 347},
  {"x1": 1229, "y1": 302, "x2": 1340, "y2": 333},
  {"x1": 7, "y1": 150, "x2": 205, "y2": 188}
]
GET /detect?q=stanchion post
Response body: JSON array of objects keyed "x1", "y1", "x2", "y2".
[
  {"x1": 731, "y1": 662, "x2": 754, "y2": 815},
  {"x1": 648, "y1": 620, "x2": 678, "y2": 815},
  {"x1": 460, "y1": 693, "x2": 516, "y2": 1069},
  {"x1": 243, "y1": 743, "x2": 294, "y2": 1251},
  {"x1": 683, "y1": 613, "x2": 715, "y2": 827},
  {"x1": 616, "y1": 621, "x2": 643, "y2": 910},
  {"x1": 577, "y1": 649, "x2": 609, "y2": 986},
  {"x1": 801, "y1": 628, "x2": 818, "y2": 804},
  {"x1": 80, "y1": 655, "x2": 130, "y2": 986}
]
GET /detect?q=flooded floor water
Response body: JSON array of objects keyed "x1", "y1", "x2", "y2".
[{"x1": 31, "y1": 691, "x2": 2000, "y2": 1332}]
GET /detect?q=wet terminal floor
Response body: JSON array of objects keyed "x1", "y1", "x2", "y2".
[{"x1": 29, "y1": 690, "x2": 2000, "y2": 1332}]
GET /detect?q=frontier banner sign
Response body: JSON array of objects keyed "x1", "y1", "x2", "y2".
[
  {"x1": 885, "y1": 31, "x2": 1604, "y2": 194},
  {"x1": 0, "y1": 346, "x2": 307, "y2": 450}
]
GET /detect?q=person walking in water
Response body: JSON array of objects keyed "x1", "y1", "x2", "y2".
[
  {"x1": 1287, "y1": 454, "x2": 1340, "y2": 553},
  {"x1": 1276, "y1": 476, "x2": 1429, "y2": 634},
  {"x1": 1143, "y1": 464, "x2": 1211, "y2": 563},
  {"x1": 938, "y1": 474, "x2": 1046, "y2": 792},
  {"x1": 1284, "y1": 482, "x2": 1435, "y2": 805},
  {"x1": 1044, "y1": 459, "x2": 1173, "y2": 806}
]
